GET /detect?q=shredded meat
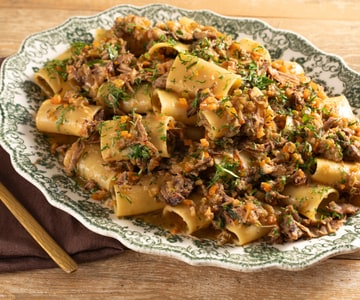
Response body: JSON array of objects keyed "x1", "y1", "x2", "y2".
[
  {"x1": 326, "y1": 201, "x2": 359, "y2": 215},
  {"x1": 280, "y1": 206, "x2": 304, "y2": 241},
  {"x1": 152, "y1": 73, "x2": 168, "y2": 89},
  {"x1": 113, "y1": 15, "x2": 165, "y2": 56},
  {"x1": 170, "y1": 154, "x2": 214, "y2": 178},
  {"x1": 63, "y1": 139, "x2": 86, "y2": 176},
  {"x1": 268, "y1": 65, "x2": 300, "y2": 86},
  {"x1": 68, "y1": 63, "x2": 112, "y2": 98},
  {"x1": 160, "y1": 174, "x2": 195, "y2": 206},
  {"x1": 344, "y1": 144, "x2": 360, "y2": 161}
]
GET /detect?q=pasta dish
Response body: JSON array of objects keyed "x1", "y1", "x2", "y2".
[{"x1": 34, "y1": 15, "x2": 360, "y2": 245}]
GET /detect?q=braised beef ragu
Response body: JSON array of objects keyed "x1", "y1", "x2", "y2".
[{"x1": 35, "y1": 15, "x2": 360, "y2": 246}]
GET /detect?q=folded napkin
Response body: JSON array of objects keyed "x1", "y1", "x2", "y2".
[{"x1": 0, "y1": 58, "x2": 125, "y2": 273}]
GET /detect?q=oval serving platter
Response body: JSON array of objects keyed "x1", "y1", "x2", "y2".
[{"x1": 1, "y1": 4, "x2": 360, "y2": 272}]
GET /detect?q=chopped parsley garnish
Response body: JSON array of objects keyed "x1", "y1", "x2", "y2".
[
  {"x1": 106, "y1": 44, "x2": 120, "y2": 60},
  {"x1": 243, "y1": 61, "x2": 274, "y2": 90},
  {"x1": 128, "y1": 144, "x2": 151, "y2": 161},
  {"x1": 55, "y1": 104, "x2": 75, "y2": 129},
  {"x1": 209, "y1": 159, "x2": 240, "y2": 188},
  {"x1": 44, "y1": 59, "x2": 69, "y2": 81},
  {"x1": 71, "y1": 41, "x2": 88, "y2": 55},
  {"x1": 99, "y1": 83, "x2": 131, "y2": 111}
]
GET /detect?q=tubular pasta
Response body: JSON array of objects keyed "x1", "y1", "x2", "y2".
[
  {"x1": 283, "y1": 184, "x2": 339, "y2": 221},
  {"x1": 311, "y1": 158, "x2": 360, "y2": 187},
  {"x1": 96, "y1": 82, "x2": 153, "y2": 114},
  {"x1": 35, "y1": 99, "x2": 103, "y2": 137},
  {"x1": 199, "y1": 96, "x2": 241, "y2": 139},
  {"x1": 226, "y1": 223, "x2": 273, "y2": 246},
  {"x1": 152, "y1": 89, "x2": 197, "y2": 125},
  {"x1": 322, "y1": 95, "x2": 356, "y2": 120},
  {"x1": 34, "y1": 50, "x2": 74, "y2": 97},
  {"x1": 142, "y1": 113, "x2": 176, "y2": 158},
  {"x1": 34, "y1": 68, "x2": 62, "y2": 97},
  {"x1": 120, "y1": 84, "x2": 153, "y2": 113},
  {"x1": 64, "y1": 143, "x2": 118, "y2": 192},
  {"x1": 113, "y1": 174, "x2": 165, "y2": 217},
  {"x1": 235, "y1": 38, "x2": 271, "y2": 62},
  {"x1": 148, "y1": 41, "x2": 189, "y2": 56},
  {"x1": 166, "y1": 52, "x2": 242, "y2": 98},
  {"x1": 162, "y1": 193, "x2": 213, "y2": 234},
  {"x1": 99, "y1": 116, "x2": 134, "y2": 161}
]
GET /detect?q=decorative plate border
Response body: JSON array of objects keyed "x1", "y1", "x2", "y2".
[{"x1": 1, "y1": 4, "x2": 360, "y2": 271}]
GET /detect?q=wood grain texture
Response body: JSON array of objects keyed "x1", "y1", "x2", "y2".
[
  {"x1": 0, "y1": 0, "x2": 359, "y2": 20},
  {"x1": 0, "y1": 1, "x2": 360, "y2": 299},
  {"x1": 1, "y1": 250, "x2": 360, "y2": 299}
]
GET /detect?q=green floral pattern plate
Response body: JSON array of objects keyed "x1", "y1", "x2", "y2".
[{"x1": 1, "y1": 4, "x2": 360, "y2": 271}]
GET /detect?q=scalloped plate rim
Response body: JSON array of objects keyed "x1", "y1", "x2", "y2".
[{"x1": 1, "y1": 3, "x2": 360, "y2": 272}]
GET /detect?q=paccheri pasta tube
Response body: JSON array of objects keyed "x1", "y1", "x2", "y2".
[
  {"x1": 34, "y1": 50, "x2": 74, "y2": 97},
  {"x1": 35, "y1": 14, "x2": 360, "y2": 246},
  {"x1": 226, "y1": 223, "x2": 273, "y2": 246},
  {"x1": 166, "y1": 52, "x2": 242, "y2": 98},
  {"x1": 36, "y1": 98, "x2": 103, "y2": 137},
  {"x1": 114, "y1": 173, "x2": 166, "y2": 216},
  {"x1": 163, "y1": 192, "x2": 213, "y2": 234},
  {"x1": 64, "y1": 143, "x2": 119, "y2": 192},
  {"x1": 152, "y1": 88, "x2": 197, "y2": 125},
  {"x1": 283, "y1": 184, "x2": 339, "y2": 221}
]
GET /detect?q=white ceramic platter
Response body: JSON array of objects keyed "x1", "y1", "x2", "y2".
[{"x1": 1, "y1": 4, "x2": 360, "y2": 271}]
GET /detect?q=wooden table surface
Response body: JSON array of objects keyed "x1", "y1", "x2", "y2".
[{"x1": 0, "y1": 0, "x2": 360, "y2": 299}]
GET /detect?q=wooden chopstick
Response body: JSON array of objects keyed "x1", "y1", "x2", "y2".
[{"x1": 0, "y1": 182, "x2": 78, "y2": 273}]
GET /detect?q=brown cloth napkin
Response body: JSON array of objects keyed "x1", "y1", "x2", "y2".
[{"x1": 0, "y1": 58, "x2": 125, "y2": 273}]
